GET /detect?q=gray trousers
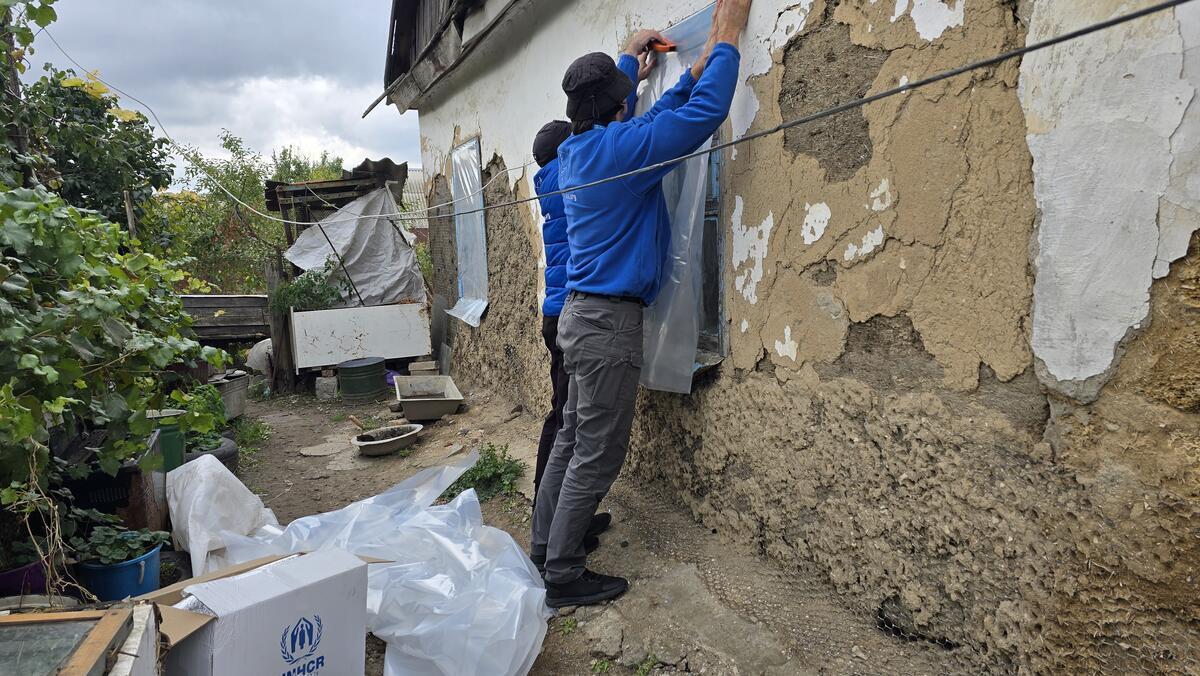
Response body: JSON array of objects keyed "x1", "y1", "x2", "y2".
[{"x1": 531, "y1": 292, "x2": 643, "y2": 584}]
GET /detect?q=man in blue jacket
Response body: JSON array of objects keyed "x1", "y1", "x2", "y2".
[
  {"x1": 531, "y1": 120, "x2": 606, "y2": 553},
  {"x1": 532, "y1": 0, "x2": 753, "y2": 608},
  {"x1": 530, "y1": 54, "x2": 653, "y2": 562}
]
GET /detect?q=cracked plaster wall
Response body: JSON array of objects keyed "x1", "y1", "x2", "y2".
[
  {"x1": 413, "y1": 0, "x2": 1200, "y2": 671},
  {"x1": 1022, "y1": 0, "x2": 1200, "y2": 402}
]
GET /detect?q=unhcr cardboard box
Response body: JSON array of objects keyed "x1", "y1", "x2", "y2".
[{"x1": 143, "y1": 549, "x2": 368, "y2": 676}]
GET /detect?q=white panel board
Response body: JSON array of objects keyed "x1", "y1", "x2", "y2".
[{"x1": 290, "y1": 304, "x2": 431, "y2": 371}]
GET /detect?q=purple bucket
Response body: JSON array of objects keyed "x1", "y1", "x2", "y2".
[{"x1": 0, "y1": 559, "x2": 48, "y2": 596}]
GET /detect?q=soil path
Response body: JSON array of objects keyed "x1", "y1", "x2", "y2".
[{"x1": 240, "y1": 390, "x2": 956, "y2": 675}]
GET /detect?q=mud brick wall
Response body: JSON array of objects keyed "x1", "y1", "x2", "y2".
[{"x1": 416, "y1": 1, "x2": 1200, "y2": 672}]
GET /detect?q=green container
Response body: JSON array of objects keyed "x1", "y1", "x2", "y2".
[
  {"x1": 147, "y1": 409, "x2": 186, "y2": 472},
  {"x1": 338, "y1": 357, "x2": 388, "y2": 404}
]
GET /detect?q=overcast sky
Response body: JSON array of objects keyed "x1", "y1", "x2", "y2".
[{"x1": 30, "y1": 1, "x2": 421, "y2": 183}]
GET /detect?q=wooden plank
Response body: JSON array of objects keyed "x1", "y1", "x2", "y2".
[
  {"x1": 0, "y1": 610, "x2": 108, "y2": 626},
  {"x1": 267, "y1": 254, "x2": 298, "y2": 394},
  {"x1": 60, "y1": 608, "x2": 133, "y2": 676},
  {"x1": 291, "y1": 304, "x2": 431, "y2": 371},
  {"x1": 182, "y1": 294, "x2": 268, "y2": 308},
  {"x1": 275, "y1": 177, "x2": 375, "y2": 192},
  {"x1": 190, "y1": 310, "x2": 270, "y2": 325}
]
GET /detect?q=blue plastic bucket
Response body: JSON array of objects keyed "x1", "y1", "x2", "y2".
[{"x1": 75, "y1": 545, "x2": 162, "y2": 601}]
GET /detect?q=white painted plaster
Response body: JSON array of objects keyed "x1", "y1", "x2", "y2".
[
  {"x1": 1021, "y1": 2, "x2": 1200, "y2": 393},
  {"x1": 729, "y1": 1, "x2": 816, "y2": 159},
  {"x1": 844, "y1": 226, "x2": 885, "y2": 262},
  {"x1": 774, "y1": 325, "x2": 798, "y2": 360},
  {"x1": 731, "y1": 195, "x2": 775, "y2": 305},
  {"x1": 870, "y1": 178, "x2": 893, "y2": 211},
  {"x1": 416, "y1": 0, "x2": 716, "y2": 229},
  {"x1": 741, "y1": 318, "x2": 750, "y2": 333},
  {"x1": 1158, "y1": 2, "x2": 1200, "y2": 278},
  {"x1": 899, "y1": 75, "x2": 909, "y2": 86},
  {"x1": 801, "y1": 202, "x2": 831, "y2": 245},
  {"x1": 891, "y1": 0, "x2": 964, "y2": 41}
]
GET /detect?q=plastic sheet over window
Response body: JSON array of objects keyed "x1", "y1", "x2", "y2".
[
  {"x1": 446, "y1": 138, "x2": 489, "y2": 326},
  {"x1": 638, "y1": 2, "x2": 718, "y2": 394}
]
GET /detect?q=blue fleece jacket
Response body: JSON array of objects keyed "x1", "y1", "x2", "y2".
[
  {"x1": 538, "y1": 54, "x2": 642, "y2": 316},
  {"x1": 535, "y1": 159, "x2": 569, "y2": 316},
  {"x1": 557, "y1": 43, "x2": 741, "y2": 304}
]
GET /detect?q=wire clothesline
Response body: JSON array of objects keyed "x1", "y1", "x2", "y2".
[{"x1": 25, "y1": 0, "x2": 1197, "y2": 228}]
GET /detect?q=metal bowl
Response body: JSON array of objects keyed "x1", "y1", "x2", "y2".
[{"x1": 351, "y1": 424, "x2": 423, "y2": 457}]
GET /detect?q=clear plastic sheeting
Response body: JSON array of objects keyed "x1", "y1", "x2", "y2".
[
  {"x1": 447, "y1": 138, "x2": 490, "y2": 327},
  {"x1": 638, "y1": 2, "x2": 717, "y2": 394},
  {"x1": 285, "y1": 187, "x2": 428, "y2": 307},
  {"x1": 219, "y1": 451, "x2": 551, "y2": 676},
  {"x1": 166, "y1": 454, "x2": 280, "y2": 576}
]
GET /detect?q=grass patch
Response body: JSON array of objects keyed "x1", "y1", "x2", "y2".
[
  {"x1": 556, "y1": 617, "x2": 578, "y2": 636},
  {"x1": 357, "y1": 414, "x2": 390, "y2": 431},
  {"x1": 233, "y1": 417, "x2": 272, "y2": 468},
  {"x1": 635, "y1": 655, "x2": 658, "y2": 676},
  {"x1": 330, "y1": 412, "x2": 347, "y2": 423},
  {"x1": 442, "y1": 443, "x2": 525, "y2": 502},
  {"x1": 590, "y1": 659, "x2": 611, "y2": 674}
]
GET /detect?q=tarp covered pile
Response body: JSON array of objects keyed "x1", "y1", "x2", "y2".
[{"x1": 285, "y1": 187, "x2": 428, "y2": 307}]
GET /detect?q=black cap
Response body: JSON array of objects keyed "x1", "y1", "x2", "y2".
[
  {"x1": 533, "y1": 120, "x2": 571, "y2": 167},
  {"x1": 562, "y1": 52, "x2": 634, "y2": 124}
]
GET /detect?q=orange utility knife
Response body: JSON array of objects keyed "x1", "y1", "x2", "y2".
[{"x1": 649, "y1": 38, "x2": 677, "y2": 53}]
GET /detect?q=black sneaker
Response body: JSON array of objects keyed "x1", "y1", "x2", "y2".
[
  {"x1": 545, "y1": 569, "x2": 628, "y2": 608},
  {"x1": 531, "y1": 535, "x2": 600, "y2": 572},
  {"x1": 586, "y1": 513, "x2": 613, "y2": 537}
]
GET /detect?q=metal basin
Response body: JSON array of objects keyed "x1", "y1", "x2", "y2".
[{"x1": 352, "y1": 424, "x2": 423, "y2": 457}]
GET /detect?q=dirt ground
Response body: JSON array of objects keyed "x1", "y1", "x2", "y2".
[{"x1": 240, "y1": 388, "x2": 960, "y2": 675}]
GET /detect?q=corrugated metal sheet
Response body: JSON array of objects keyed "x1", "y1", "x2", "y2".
[{"x1": 401, "y1": 168, "x2": 430, "y2": 238}]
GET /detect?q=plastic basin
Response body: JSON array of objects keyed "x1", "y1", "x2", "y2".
[
  {"x1": 393, "y1": 375, "x2": 464, "y2": 421},
  {"x1": 0, "y1": 559, "x2": 47, "y2": 596},
  {"x1": 75, "y1": 544, "x2": 162, "y2": 601},
  {"x1": 352, "y1": 424, "x2": 424, "y2": 457}
]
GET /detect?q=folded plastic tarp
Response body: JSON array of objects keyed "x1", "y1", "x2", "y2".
[
  {"x1": 285, "y1": 187, "x2": 428, "y2": 307},
  {"x1": 215, "y1": 451, "x2": 551, "y2": 676}
]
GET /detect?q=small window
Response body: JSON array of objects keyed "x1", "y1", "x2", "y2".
[
  {"x1": 446, "y1": 138, "x2": 488, "y2": 327},
  {"x1": 698, "y1": 132, "x2": 726, "y2": 361}
]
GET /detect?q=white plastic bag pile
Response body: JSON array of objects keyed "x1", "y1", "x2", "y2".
[
  {"x1": 166, "y1": 454, "x2": 281, "y2": 575},
  {"x1": 168, "y1": 451, "x2": 550, "y2": 676}
]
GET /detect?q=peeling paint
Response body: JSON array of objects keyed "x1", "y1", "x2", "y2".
[
  {"x1": 729, "y1": 1, "x2": 817, "y2": 158},
  {"x1": 870, "y1": 178, "x2": 893, "y2": 211},
  {"x1": 843, "y1": 225, "x2": 885, "y2": 262},
  {"x1": 731, "y1": 196, "x2": 775, "y2": 305},
  {"x1": 891, "y1": 0, "x2": 964, "y2": 41},
  {"x1": 1022, "y1": 1, "x2": 1198, "y2": 397},
  {"x1": 801, "y1": 202, "x2": 831, "y2": 245},
  {"x1": 774, "y1": 325, "x2": 798, "y2": 360}
]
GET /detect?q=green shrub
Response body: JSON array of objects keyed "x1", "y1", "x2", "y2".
[
  {"x1": 442, "y1": 443, "x2": 526, "y2": 502},
  {"x1": 177, "y1": 384, "x2": 228, "y2": 452},
  {"x1": 269, "y1": 257, "x2": 349, "y2": 314},
  {"x1": 70, "y1": 526, "x2": 169, "y2": 566},
  {"x1": 233, "y1": 417, "x2": 271, "y2": 467}
]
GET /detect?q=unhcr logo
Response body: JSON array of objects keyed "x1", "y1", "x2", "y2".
[{"x1": 280, "y1": 615, "x2": 325, "y2": 675}]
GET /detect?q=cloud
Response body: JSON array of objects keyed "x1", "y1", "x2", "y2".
[{"x1": 28, "y1": 1, "x2": 420, "y2": 183}]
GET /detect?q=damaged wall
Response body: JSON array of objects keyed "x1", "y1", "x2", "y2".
[{"x1": 408, "y1": 0, "x2": 1200, "y2": 672}]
